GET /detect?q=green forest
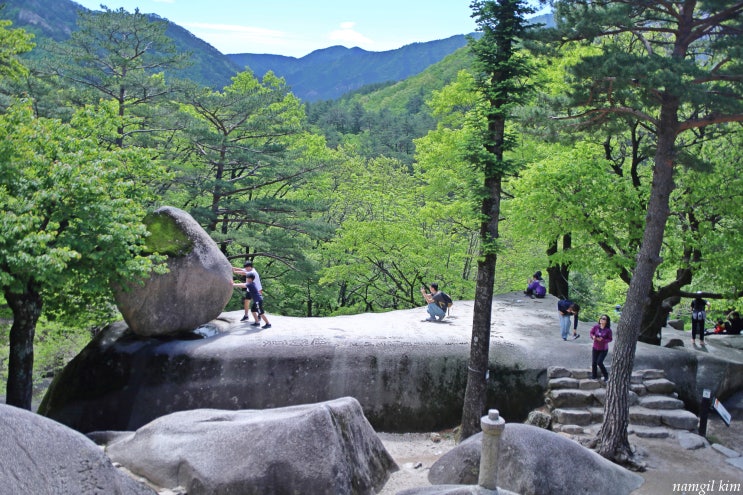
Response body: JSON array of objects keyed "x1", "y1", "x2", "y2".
[{"x1": 1, "y1": 1, "x2": 742, "y2": 420}]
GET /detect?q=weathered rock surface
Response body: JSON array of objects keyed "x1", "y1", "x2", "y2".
[
  {"x1": 427, "y1": 434, "x2": 481, "y2": 486},
  {"x1": 0, "y1": 403, "x2": 155, "y2": 495},
  {"x1": 39, "y1": 294, "x2": 743, "y2": 434},
  {"x1": 104, "y1": 397, "x2": 397, "y2": 495},
  {"x1": 113, "y1": 206, "x2": 233, "y2": 337},
  {"x1": 429, "y1": 424, "x2": 644, "y2": 495}
]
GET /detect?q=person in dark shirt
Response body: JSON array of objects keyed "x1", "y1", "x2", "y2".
[
  {"x1": 690, "y1": 293, "x2": 710, "y2": 346},
  {"x1": 233, "y1": 273, "x2": 271, "y2": 329},
  {"x1": 557, "y1": 299, "x2": 580, "y2": 341},
  {"x1": 725, "y1": 311, "x2": 743, "y2": 335},
  {"x1": 420, "y1": 283, "x2": 449, "y2": 321}
]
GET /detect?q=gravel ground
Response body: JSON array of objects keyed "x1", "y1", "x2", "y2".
[{"x1": 376, "y1": 408, "x2": 743, "y2": 494}]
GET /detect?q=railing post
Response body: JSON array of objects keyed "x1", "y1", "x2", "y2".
[{"x1": 478, "y1": 409, "x2": 506, "y2": 491}]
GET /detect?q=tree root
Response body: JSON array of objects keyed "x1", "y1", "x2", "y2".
[{"x1": 591, "y1": 438, "x2": 647, "y2": 472}]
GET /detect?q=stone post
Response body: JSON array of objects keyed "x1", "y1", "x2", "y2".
[{"x1": 478, "y1": 409, "x2": 506, "y2": 491}]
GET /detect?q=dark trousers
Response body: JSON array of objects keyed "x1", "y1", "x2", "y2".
[
  {"x1": 592, "y1": 349, "x2": 609, "y2": 380},
  {"x1": 691, "y1": 318, "x2": 705, "y2": 341}
]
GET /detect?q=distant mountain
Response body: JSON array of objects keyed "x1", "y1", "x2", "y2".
[
  {"x1": 3, "y1": 0, "x2": 242, "y2": 89},
  {"x1": 3, "y1": 0, "x2": 554, "y2": 102},
  {"x1": 228, "y1": 35, "x2": 471, "y2": 102}
]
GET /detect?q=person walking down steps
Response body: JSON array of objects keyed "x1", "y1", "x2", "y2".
[{"x1": 590, "y1": 314, "x2": 613, "y2": 381}]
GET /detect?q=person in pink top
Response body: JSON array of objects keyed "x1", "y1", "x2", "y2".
[{"x1": 590, "y1": 314, "x2": 613, "y2": 381}]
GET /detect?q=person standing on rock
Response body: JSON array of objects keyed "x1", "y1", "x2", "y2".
[
  {"x1": 690, "y1": 292, "x2": 710, "y2": 346},
  {"x1": 233, "y1": 273, "x2": 271, "y2": 329},
  {"x1": 590, "y1": 314, "x2": 613, "y2": 381},
  {"x1": 557, "y1": 299, "x2": 580, "y2": 340},
  {"x1": 232, "y1": 261, "x2": 263, "y2": 324}
]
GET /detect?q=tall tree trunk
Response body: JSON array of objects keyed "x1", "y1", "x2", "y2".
[
  {"x1": 460, "y1": 174, "x2": 502, "y2": 440},
  {"x1": 5, "y1": 285, "x2": 43, "y2": 410},
  {"x1": 596, "y1": 106, "x2": 679, "y2": 464},
  {"x1": 638, "y1": 294, "x2": 680, "y2": 345},
  {"x1": 547, "y1": 234, "x2": 571, "y2": 299}
]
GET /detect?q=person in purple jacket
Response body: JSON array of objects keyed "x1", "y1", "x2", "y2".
[
  {"x1": 524, "y1": 271, "x2": 546, "y2": 299},
  {"x1": 590, "y1": 314, "x2": 613, "y2": 381}
]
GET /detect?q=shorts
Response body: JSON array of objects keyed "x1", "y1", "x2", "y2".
[
  {"x1": 251, "y1": 300, "x2": 266, "y2": 316},
  {"x1": 242, "y1": 290, "x2": 252, "y2": 301}
]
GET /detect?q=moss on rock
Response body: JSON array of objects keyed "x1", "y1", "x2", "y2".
[{"x1": 142, "y1": 211, "x2": 192, "y2": 256}]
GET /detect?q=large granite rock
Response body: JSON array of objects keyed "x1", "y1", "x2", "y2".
[
  {"x1": 429, "y1": 424, "x2": 644, "y2": 495},
  {"x1": 113, "y1": 206, "x2": 233, "y2": 337},
  {"x1": 0, "y1": 404, "x2": 155, "y2": 495},
  {"x1": 103, "y1": 397, "x2": 397, "y2": 495},
  {"x1": 39, "y1": 294, "x2": 743, "y2": 434}
]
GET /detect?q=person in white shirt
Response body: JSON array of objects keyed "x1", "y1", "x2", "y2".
[{"x1": 232, "y1": 261, "x2": 264, "y2": 324}]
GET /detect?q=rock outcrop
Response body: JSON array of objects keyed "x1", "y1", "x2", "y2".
[
  {"x1": 103, "y1": 397, "x2": 397, "y2": 495},
  {"x1": 0, "y1": 403, "x2": 155, "y2": 495},
  {"x1": 113, "y1": 206, "x2": 233, "y2": 337},
  {"x1": 428, "y1": 424, "x2": 644, "y2": 495},
  {"x1": 39, "y1": 294, "x2": 743, "y2": 435}
]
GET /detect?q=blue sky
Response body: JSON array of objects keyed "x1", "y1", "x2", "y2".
[{"x1": 72, "y1": 1, "x2": 485, "y2": 57}]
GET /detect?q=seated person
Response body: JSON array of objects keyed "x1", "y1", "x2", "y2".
[
  {"x1": 524, "y1": 271, "x2": 546, "y2": 299},
  {"x1": 725, "y1": 311, "x2": 743, "y2": 335},
  {"x1": 705, "y1": 319, "x2": 727, "y2": 335}
]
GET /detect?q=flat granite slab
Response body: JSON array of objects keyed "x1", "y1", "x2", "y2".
[{"x1": 39, "y1": 293, "x2": 743, "y2": 435}]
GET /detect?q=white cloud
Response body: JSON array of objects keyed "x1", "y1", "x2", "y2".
[
  {"x1": 181, "y1": 22, "x2": 295, "y2": 54},
  {"x1": 328, "y1": 21, "x2": 373, "y2": 47}
]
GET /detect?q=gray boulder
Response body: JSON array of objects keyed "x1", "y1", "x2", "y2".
[
  {"x1": 104, "y1": 397, "x2": 397, "y2": 495},
  {"x1": 429, "y1": 424, "x2": 644, "y2": 495},
  {"x1": 113, "y1": 206, "x2": 233, "y2": 337},
  {"x1": 0, "y1": 404, "x2": 155, "y2": 495},
  {"x1": 428, "y1": 434, "x2": 481, "y2": 485}
]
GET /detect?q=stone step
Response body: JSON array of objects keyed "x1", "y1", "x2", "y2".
[
  {"x1": 554, "y1": 406, "x2": 698, "y2": 432},
  {"x1": 638, "y1": 394, "x2": 685, "y2": 410},
  {"x1": 544, "y1": 368, "x2": 698, "y2": 437},
  {"x1": 556, "y1": 423, "x2": 677, "y2": 439},
  {"x1": 642, "y1": 378, "x2": 677, "y2": 394},
  {"x1": 551, "y1": 408, "x2": 594, "y2": 426},
  {"x1": 546, "y1": 389, "x2": 595, "y2": 409}
]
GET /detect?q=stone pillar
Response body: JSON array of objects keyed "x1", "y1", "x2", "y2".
[{"x1": 478, "y1": 409, "x2": 506, "y2": 491}]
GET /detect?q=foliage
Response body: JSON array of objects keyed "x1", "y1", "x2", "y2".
[
  {"x1": 167, "y1": 70, "x2": 339, "y2": 315},
  {"x1": 0, "y1": 100, "x2": 168, "y2": 407},
  {"x1": 0, "y1": 17, "x2": 33, "y2": 78},
  {"x1": 0, "y1": 319, "x2": 89, "y2": 398},
  {"x1": 37, "y1": 6, "x2": 190, "y2": 146},
  {"x1": 317, "y1": 153, "x2": 475, "y2": 313},
  {"x1": 542, "y1": 0, "x2": 743, "y2": 464},
  {"x1": 0, "y1": 100, "x2": 167, "y2": 296}
]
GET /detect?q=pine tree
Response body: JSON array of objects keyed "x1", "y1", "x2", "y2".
[
  {"x1": 460, "y1": 0, "x2": 537, "y2": 440},
  {"x1": 545, "y1": 0, "x2": 743, "y2": 465}
]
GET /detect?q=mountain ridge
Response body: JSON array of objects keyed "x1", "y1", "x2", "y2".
[{"x1": 4, "y1": 0, "x2": 552, "y2": 102}]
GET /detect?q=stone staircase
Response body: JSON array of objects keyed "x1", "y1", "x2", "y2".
[{"x1": 544, "y1": 367, "x2": 699, "y2": 440}]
